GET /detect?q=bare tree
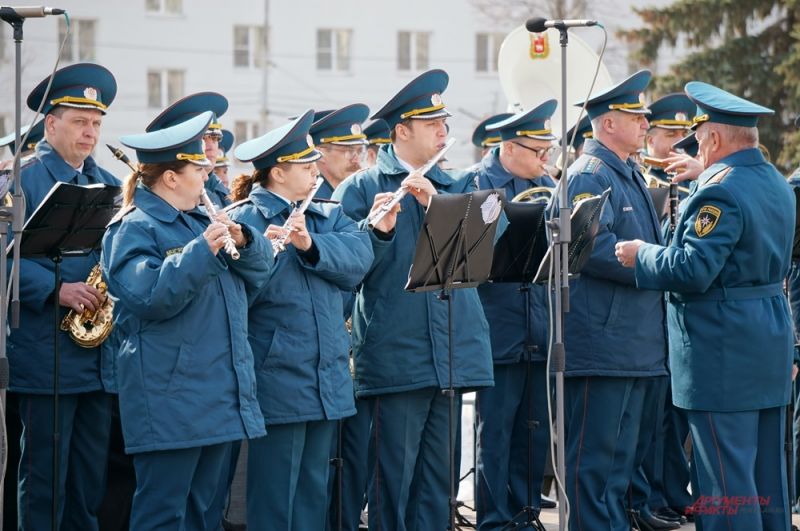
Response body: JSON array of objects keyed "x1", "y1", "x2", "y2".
[{"x1": 470, "y1": 0, "x2": 592, "y2": 30}]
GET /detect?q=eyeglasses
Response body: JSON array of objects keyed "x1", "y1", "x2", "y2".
[
  {"x1": 511, "y1": 142, "x2": 555, "y2": 159},
  {"x1": 320, "y1": 144, "x2": 367, "y2": 160}
]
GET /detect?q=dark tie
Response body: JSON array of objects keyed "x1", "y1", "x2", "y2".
[{"x1": 75, "y1": 172, "x2": 88, "y2": 186}]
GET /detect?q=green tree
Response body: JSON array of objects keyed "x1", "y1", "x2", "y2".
[{"x1": 619, "y1": 0, "x2": 799, "y2": 171}]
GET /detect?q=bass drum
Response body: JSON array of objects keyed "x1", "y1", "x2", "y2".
[{"x1": 498, "y1": 25, "x2": 614, "y2": 138}]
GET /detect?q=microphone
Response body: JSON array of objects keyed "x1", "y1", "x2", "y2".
[
  {"x1": 0, "y1": 6, "x2": 65, "y2": 19},
  {"x1": 526, "y1": 17, "x2": 598, "y2": 32}
]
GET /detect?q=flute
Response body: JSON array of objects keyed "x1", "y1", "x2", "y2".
[
  {"x1": 366, "y1": 138, "x2": 456, "y2": 230},
  {"x1": 270, "y1": 176, "x2": 324, "y2": 254},
  {"x1": 201, "y1": 190, "x2": 240, "y2": 260}
]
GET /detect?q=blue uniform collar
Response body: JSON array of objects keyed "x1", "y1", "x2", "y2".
[
  {"x1": 716, "y1": 147, "x2": 766, "y2": 168},
  {"x1": 582, "y1": 138, "x2": 640, "y2": 179},
  {"x1": 35, "y1": 140, "x2": 101, "y2": 183},
  {"x1": 696, "y1": 148, "x2": 766, "y2": 188},
  {"x1": 249, "y1": 185, "x2": 331, "y2": 220},
  {"x1": 480, "y1": 147, "x2": 553, "y2": 190},
  {"x1": 133, "y1": 185, "x2": 185, "y2": 223},
  {"x1": 205, "y1": 171, "x2": 230, "y2": 195},
  {"x1": 375, "y1": 144, "x2": 454, "y2": 186}
]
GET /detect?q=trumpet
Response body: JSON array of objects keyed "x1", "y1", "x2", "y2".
[
  {"x1": 512, "y1": 186, "x2": 554, "y2": 204},
  {"x1": 367, "y1": 138, "x2": 456, "y2": 229},
  {"x1": 270, "y1": 176, "x2": 324, "y2": 254},
  {"x1": 642, "y1": 156, "x2": 690, "y2": 194},
  {"x1": 201, "y1": 190, "x2": 240, "y2": 260}
]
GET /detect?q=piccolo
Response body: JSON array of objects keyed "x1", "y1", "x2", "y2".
[
  {"x1": 366, "y1": 137, "x2": 456, "y2": 230},
  {"x1": 270, "y1": 176, "x2": 324, "y2": 254},
  {"x1": 201, "y1": 190, "x2": 240, "y2": 260}
]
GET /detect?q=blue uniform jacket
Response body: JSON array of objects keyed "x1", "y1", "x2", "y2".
[
  {"x1": 475, "y1": 147, "x2": 551, "y2": 363},
  {"x1": 315, "y1": 177, "x2": 335, "y2": 200},
  {"x1": 313, "y1": 174, "x2": 356, "y2": 319},
  {"x1": 332, "y1": 144, "x2": 494, "y2": 396},
  {"x1": 563, "y1": 139, "x2": 668, "y2": 377},
  {"x1": 206, "y1": 171, "x2": 231, "y2": 207},
  {"x1": 8, "y1": 141, "x2": 120, "y2": 394},
  {"x1": 102, "y1": 186, "x2": 270, "y2": 453},
  {"x1": 788, "y1": 175, "x2": 800, "y2": 364},
  {"x1": 635, "y1": 148, "x2": 794, "y2": 411},
  {"x1": 227, "y1": 186, "x2": 372, "y2": 424}
]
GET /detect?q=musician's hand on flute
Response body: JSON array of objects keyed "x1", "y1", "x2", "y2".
[
  {"x1": 402, "y1": 171, "x2": 437, "y2": 207},
  {"x1": 614, "y1": 239, "x2": 644, "y2": 269},
  {"x1": 664, "y1": 152, "x2": 703, "y2": 183},
  {"x1": 369, "y1": 192, "x2": 400, "y2": 233},
  {"x1": 213, "y1": 210, "x2": 246, "y2": 247},
  {"x1": 204, "y1": 221, "x2": 230, "y2": 255},
  {"x1": 284, "y1": 212, "x2": 312, "y2": 251}
]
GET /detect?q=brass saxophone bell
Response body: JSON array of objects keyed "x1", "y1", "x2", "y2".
[{"x1": 60, "y1": 264, "x2": 114, "y2": 348}]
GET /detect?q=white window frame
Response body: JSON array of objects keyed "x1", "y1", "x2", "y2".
[
  {"x1": 233, "y1": 25, "x2": 267, "y2": 69},
  {"x1": 316, "y1": 28, "x2": 353, "y2": 72},
  {"x1": 57, "y1": 18, "x2": 97, "y2": 63},
  {"x1": 397, "y1": 31, "x2": 431, "y2": 72},
  {"x1": 234, "y1": 120, "x2": 260, "y2": 144},
  {"x1": 147, "y1": 69, "x2": 185, "y2": 109},
  {"x1": 145, "y1": 0, "x2": 183, "y2": 16},
  {"x1": 475, "y1": 32, "x2": 505, "y2": 73}
]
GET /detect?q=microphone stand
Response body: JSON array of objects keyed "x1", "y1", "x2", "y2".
[
  {"x1": 547, "y1": 26, "x2": 571, "y2": 531},
  {"x1": 0, "y1": 11, "x2": 28, "y2": 531}
]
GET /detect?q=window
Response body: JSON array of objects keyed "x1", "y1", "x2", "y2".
[
  {"x1": 234, "y1": 121, "x2": 259, "y2": 144},
  {"x1": 146, "y1": 0, "x2": 182, "y2": 15},
  {"x1": 397, "y1": 31, "x2": 430, "y2": 71},
  {"x1": 475, "y1": 32, "x2": 505, "y2": 72},
  {"x1": 316, "y1": 29, "x2": 352, "y2": 71},
  {"x1": 234, "y1": 25, "x2": 267, "y2": 68},
  {"x1": 147, "y1": 70, "x2": 184, "y2": 108},
  {"x1": 57, "y1": 19, "x2": 96, "y2": 62}
]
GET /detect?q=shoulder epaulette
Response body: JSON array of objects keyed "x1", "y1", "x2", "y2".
[
  {"x1": 222, "y1": 197, "x2": 252, "y2": 212},
  {"x1": 704, "y1": 166, "x2": 732, "y2": 187},
  {"x1": 581, "y1": 156, "x2": 602, "y2": 175},
  {"x1": 107, "y1": 204, "x2": 136, "y2": 227},
  {"x1": 19, "y1": 156, "x2": 38, "y2": 171}
]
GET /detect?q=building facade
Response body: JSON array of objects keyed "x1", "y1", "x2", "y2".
[{"x1": 0, "y1": 0, "x2": 676, "y2": 172}]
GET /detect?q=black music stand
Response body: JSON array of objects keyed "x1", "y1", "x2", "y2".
[
  {"x1": 534, "y1": 188, "x2": 610, "y2": 284},
  {"x1": 406, "y1": 189, "x2": 504, "y2": 531},
  {"x1": 16, "y1": 181, "x2": 120, "y2": 531},
  {"x1": 487, "y1": 200, "x2": 549, "y2": 531}
]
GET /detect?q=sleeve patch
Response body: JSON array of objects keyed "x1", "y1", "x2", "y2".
[{"x1": 694, "y1": 205, "x2": 721, "y2": 237}]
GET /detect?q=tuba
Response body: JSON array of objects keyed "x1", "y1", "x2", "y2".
[
  {"x1": 498, "y1": 26, "x2": 613, "y2": 137},
  {"x1": 512, "y1": 186, "x2": 554, "y2": 204},
  {"x1": 60, "y1": 263, "x2": 114, "y2": 348}
]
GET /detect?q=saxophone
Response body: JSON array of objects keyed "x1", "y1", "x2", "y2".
[{"x1": 60, "y1": 264, "x2": 114, "y2": 348}]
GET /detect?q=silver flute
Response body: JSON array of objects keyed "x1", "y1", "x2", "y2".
[
  {"x1": 366, "y1": 138, "x2": 456, "y2": 229},
  {"x1": 201, "y1": 190, "x2": 240, "y2": 260},
  {"x1": 270, "y1": 176, "x2": 325, "y2": 254}
]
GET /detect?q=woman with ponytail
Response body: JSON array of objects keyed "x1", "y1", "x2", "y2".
[
  {"x1": 226, "y1": 110, "x2": 378, "y2": 530},
  {"x1": 101, "y1": 111, "x2": 272, "y2": 530}
]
